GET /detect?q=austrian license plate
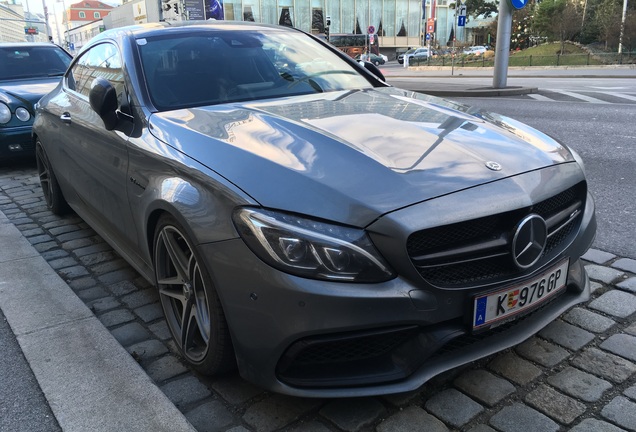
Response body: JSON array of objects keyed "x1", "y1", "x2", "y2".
[{"x1": 473, "y1": 259, "x2": 569, "y2": 330}]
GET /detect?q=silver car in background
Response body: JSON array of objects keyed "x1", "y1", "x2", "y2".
[{"x1": 33, "y1": 21, "x2": 596, "y2": 397}]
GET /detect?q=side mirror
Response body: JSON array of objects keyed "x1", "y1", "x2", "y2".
[
  {"x1": 361, "y1": 61, "x2": 386, "y2": 82},
  {"x1": 89, "y1": 77, "x2": 119, "y2": 131}
]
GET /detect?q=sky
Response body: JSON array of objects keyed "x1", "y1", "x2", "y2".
[{"x1": 20, "y1": 0, "x2": 121, "y2": 17}]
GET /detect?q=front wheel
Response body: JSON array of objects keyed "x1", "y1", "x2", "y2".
[{"x1": 153, "y1": 214, "x2": 235, "y2": 374}]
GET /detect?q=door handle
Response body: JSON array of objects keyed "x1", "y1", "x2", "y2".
[{"x1": 60, "y1": 112, "x2": 71, "y2": 124}]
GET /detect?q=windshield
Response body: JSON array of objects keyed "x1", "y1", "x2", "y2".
[
  {"x1": 138, "y1": 29, "x2": 374, "y2": 110},
  {"x1": 0, "y1": 46, "x2": 71, "y2": 81}
]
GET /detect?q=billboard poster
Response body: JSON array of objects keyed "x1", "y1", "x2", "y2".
[
  {"x1": 205, "y1": 0, "x2": 224, "y2": 20},
  {"x1": 133, "y1": 1, "x2": 147, "y2": 24},
  {"x1": 184, "y1": 0, "x2": 205, "y2": 20}
]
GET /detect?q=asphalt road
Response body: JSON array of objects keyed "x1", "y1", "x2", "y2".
[{"x1": 0, "y1": 308, "x2": 61, "y2": 432}]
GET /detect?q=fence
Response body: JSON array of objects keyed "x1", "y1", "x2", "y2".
[{"x1": 408, "y1": 52, "x2": 636, "y2": 68}]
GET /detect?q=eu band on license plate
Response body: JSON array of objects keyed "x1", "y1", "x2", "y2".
[{"x1": 473, "y1": 259, "x2": 569, "y2": 330}]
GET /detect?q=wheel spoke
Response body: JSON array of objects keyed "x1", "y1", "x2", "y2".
[
  {"x1": 191, "y1": 262, "x2": 210, "y2": 343},
  {"x1": 181, "y1": 297, "x2": 196, "y2": 348},
  {"x1": 160, "y1": 228, "x2": 190, "y2": 283},
  {"x1": 158, "y1": 285, "x2": 186, "y2": 302},
  {"x1": 36, "y1": 149, "x2": 51, "y2": 195},
  {"x1": 156, "y1": 274, "x2": 182, "y2": 286}
]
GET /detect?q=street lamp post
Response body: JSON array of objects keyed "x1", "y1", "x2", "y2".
[
  {"x1": 618, "y1": 0, "x2": 628, "y2": 54},
  {"x1": 58, "y1": 0, "x2": 71, "y2": 48},
  {"x1": 41, "y1": 0, "x2": 51, "y2": 41}
]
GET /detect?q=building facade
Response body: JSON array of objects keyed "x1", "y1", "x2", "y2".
[
  {"x1": 64, "y1": 0, "x2": 113, "y2": 29},
  {"x1": 0, "y1": 0, "x2": 49, "y2": 42},
  {"x1": 105, "y1": 0, "x2": 430, "y2": 51},
  {"x1": 95, "y1": 0, "x2": 485, "y2": 56}
]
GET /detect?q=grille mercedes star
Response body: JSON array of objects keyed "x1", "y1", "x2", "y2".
[{"x1": 407, "y1": 182, "x2": 586, "y2": 288}]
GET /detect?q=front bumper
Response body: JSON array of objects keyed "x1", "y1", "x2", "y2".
[
  {"x1": 199, "y1": 165, "x2": 596, "y2": 397},
  {"x1": 201, "y1": 241, "x2": 591, "y2": 398},
  {"x1": 0, "y1": 125, "x2": 35, "y2": 159}
]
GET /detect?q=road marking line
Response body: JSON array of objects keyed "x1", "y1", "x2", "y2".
[
  {"x1": 589, "y1": 86, "x2": 628, "y2": 90},
  {"x1": 602, "y1": 92, "x2": 636, "y2": 102},
  {"x1": 528, "y1": 94, "x2": 553, "y2": 102},
  {"x1": 554, "y1": 90, "x2": 610, "y2": 104}
]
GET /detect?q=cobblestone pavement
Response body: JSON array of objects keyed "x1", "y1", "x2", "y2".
[{"x1": 1, "y1": 161, "x2": 636, "y2": 432}]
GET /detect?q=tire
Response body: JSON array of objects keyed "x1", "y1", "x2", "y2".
[
  {"x1": 153, "y1": 214, "x2": 235, "y2": 374},
  {"x1": 35, "y1": 141, "x2": 70, "y2": 215}
]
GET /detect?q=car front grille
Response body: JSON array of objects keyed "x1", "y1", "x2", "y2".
[
  {"x1": 406, "y1": 182, "x2": 586, "y2": 288},
  {"x1": 276, "y1": 326, "x2": 422, "y2": 388}
]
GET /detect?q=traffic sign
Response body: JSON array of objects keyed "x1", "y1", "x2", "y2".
[
  {"x1": 369, "y1": 34, "x2": 375, "y2": 44},
  {"x1": 458, "y1": 16, "x2": 466, "y2": 26},
  {"x1": 458, "y1": 5, "x2": 467, "y2": 16},
  {"x1": 509, "y1": 0, "x2": 528, "y2": 9},
  {"x1": 367, "y1": 25, "x2": 375, "y2": 34}
]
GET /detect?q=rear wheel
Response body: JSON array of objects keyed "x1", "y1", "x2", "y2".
[
  {"x1": 35, "y1": 141, "x2": 69, "y2": 215},
  {"x1": 153, "y1": 214, "x2": 235, "y2": 374}
]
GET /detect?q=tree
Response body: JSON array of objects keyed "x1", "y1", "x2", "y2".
[
  {"x1": 464, "y1": 0, "x2": 499, "y2": 19},
  {"x1": 594, "y1": 0, "x2": 623, "y2": 49},
  {"x1": 511, "y1": 5, "x2": 535, "y2": 50},
  {"x1": 533, "y1": 0, "x2": 583, "y2": 53}
]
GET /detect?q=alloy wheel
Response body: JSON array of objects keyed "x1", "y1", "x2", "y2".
[{"x1": 155, "y1": 225, "x2": 211, "y2": 363}]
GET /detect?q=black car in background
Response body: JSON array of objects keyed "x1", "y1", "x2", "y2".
[{"x1": 0, "y1": 43, "x2": 72, "y2": 161}]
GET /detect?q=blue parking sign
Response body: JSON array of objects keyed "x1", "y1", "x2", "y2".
[{"x1": 510, "y1": 0, "x2": 528, "y2": 9}]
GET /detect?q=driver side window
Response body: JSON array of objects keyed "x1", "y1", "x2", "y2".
[{"x1": 67, "y1": 43, "x2": 126, "y2": 105}]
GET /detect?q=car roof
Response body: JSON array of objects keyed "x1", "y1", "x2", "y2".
[
  {"x1": 0, "y1": 42, "x2": 64, "y2": 48},
  {"x1": 91, "y1": 20, "x2": 301, "y2": 44}
]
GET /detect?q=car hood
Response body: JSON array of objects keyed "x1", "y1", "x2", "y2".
[
  {"x1": 0, "y1": 77, "x2": 61, "y2": 107},
  {"x1": 148, "y1": 87, "x2": 575, "y2": 226}
]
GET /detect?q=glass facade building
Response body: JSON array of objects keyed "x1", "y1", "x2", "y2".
[
  {"x1": 103, "y1": 0, "x2": 465, "y2": 54},
  {"x1": 221, "y1": 0, "x2": 424, "y2": 48}
]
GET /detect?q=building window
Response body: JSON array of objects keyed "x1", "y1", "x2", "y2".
[
  {"x1": 79, "y1": 11, "x2": 86, "y2": 18},
  {"x1": 279, "y1": 7, "x2": 293, "y2": 27},
  {"x1": 311, "y1": 8, "x2": 324, "y2": 33},
  {"x1": 94, "y1": 12, "x2": 100, "y2": 18}
]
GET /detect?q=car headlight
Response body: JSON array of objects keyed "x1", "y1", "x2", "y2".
[
  {"x1": 233, "y1": 208, "x2": 396, "y2": 283},
  {"x1": 568, "y1": 146, "x2": 586, "y2": 176},
  {"x1": 0, "y1": 103, "x2": 11, "y2": 124},
  {"x1": 15, "y1": 107, "x2": 31, "y2": 122}
]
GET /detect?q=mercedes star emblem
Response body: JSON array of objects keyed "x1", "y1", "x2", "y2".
[
  {"x1": 512, "y1": 214, "x2": 548, "y2": 269},
  {"x1": 485, "y1": 161, "x2": 502, "y2": 171}
]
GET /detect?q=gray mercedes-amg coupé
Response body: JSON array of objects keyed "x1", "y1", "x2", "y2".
[{"x1": 33, "y1": 21, "x2": 596, "y2": 397}]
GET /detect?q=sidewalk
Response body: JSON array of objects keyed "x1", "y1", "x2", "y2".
[
  {"x1": 0, "y1": 209, "x2": 195, "y2": 432},
  {"x1": 383, "y1": 64, "x2": 636, "y2": 97}
]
